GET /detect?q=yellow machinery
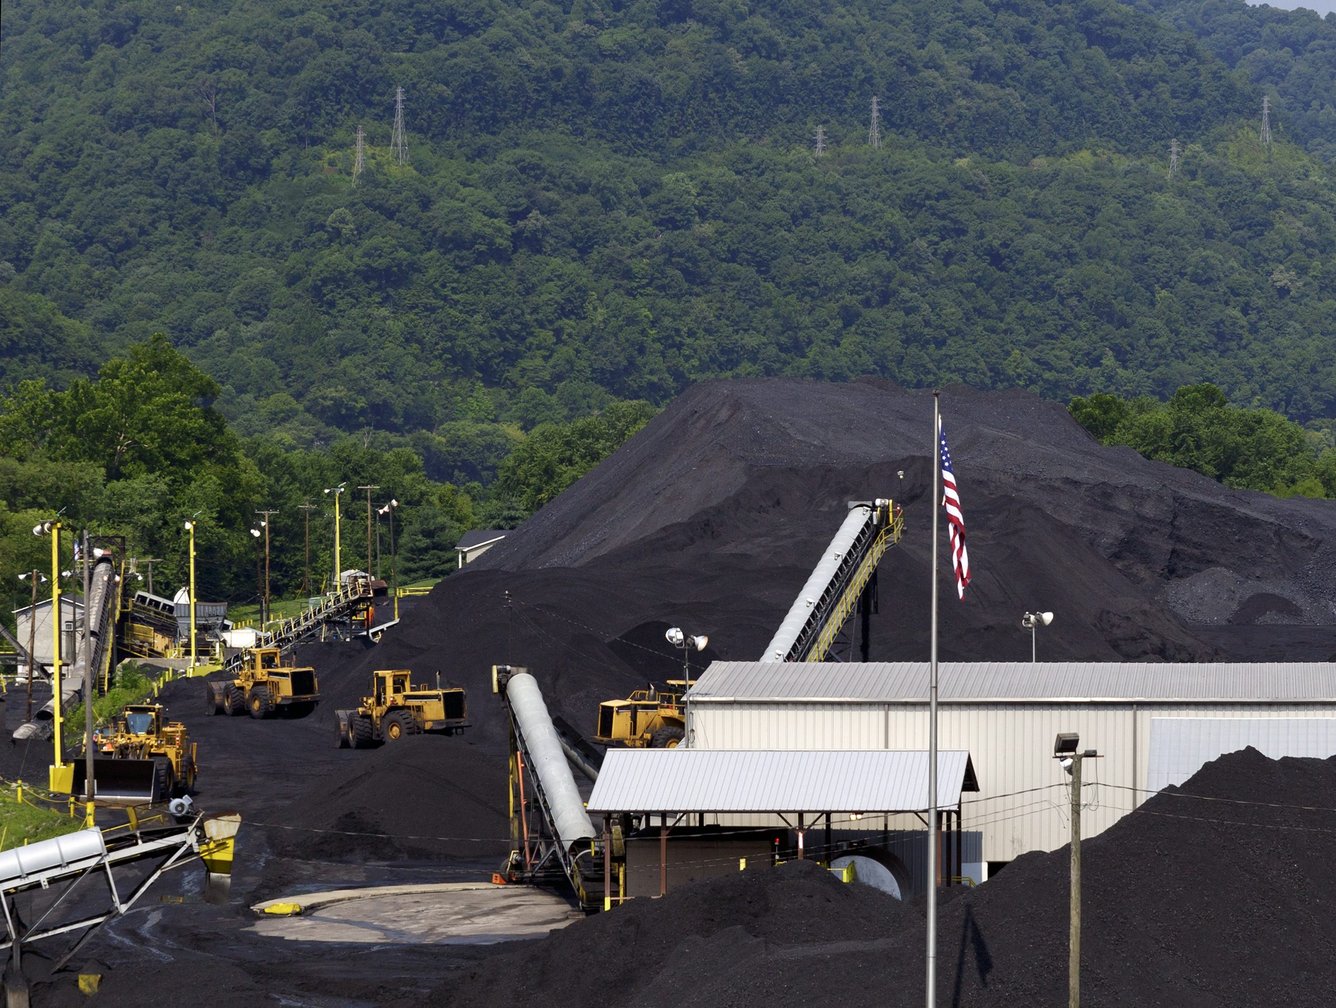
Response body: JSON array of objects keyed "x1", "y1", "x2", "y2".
[
  {"x1": 335, "y1": 669, "x2": 469, "y2": 748},
  {"x1": 74, "y1": 703, "x2": 198, "y2": 804},
  {"x1": 594, "y1": 683, "x2": 688, "y2": 748},
  {"x1": 205, "y1": 646, "x2": 319, "y2": 718}
]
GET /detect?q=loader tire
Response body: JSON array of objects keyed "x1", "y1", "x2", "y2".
[
  {"x1": 650, "y1": 725, "x2": 685, "y2": 749},
  {"x1": 181, "y1": 756, "x2": 197, "y2": 794},
  {"x1": 226, "y1": 685, "x2": 246, "y2": 716},
  {"x1": 384, "y1": 711, "x2": 413, "y2": 742},
  {"x1": 351, "y1": 715, "x2": 374, "y2": 748},
  {"x1": 248, "y1": 688, "x2": 274, "y2": 719},
  {"x1": 152, "y1": 758, "x2": 173, "y2": 804}
]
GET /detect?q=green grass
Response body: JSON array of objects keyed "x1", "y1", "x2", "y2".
[{"x1": 0, "y1": 782, "x2": 86, "y2": 850}]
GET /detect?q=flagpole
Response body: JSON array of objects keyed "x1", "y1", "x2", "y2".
[{"x1": 927, "y1": 390, "x2": 940, "y2": 1007}]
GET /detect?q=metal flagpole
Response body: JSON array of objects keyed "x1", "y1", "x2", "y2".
[{"x1": 927, "y1": 391, "x2": 940, "y2": 1006}]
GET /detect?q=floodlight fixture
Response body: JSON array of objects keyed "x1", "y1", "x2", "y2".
[
  {"x1": 665, "y1": 626, "x2": 684, "y2": 647},
  {"x1": 1022, "y1": 611, "x2": 1055, "y2": 662},
  {"x1": 1054, "y1": 732, "x2": 1080, "y2": 757}
]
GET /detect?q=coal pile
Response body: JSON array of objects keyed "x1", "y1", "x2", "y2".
[
  {"x1": 7, "y1": 378, "x2": 1336, "y2": 1005},
  {"x1": 423, "y1": 747, "x2": 1336, "y2": 1008}
]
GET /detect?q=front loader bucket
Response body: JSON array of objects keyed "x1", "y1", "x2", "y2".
[{"x1": 70, "y1": 758, "x2": 163, "y2": 805}]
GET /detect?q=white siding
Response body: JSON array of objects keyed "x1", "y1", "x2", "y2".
[{"x1": 690, "y1": 698, "x2": 1336, "y2": 862}]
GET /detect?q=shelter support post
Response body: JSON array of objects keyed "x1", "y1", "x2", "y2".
[
  {"x1": 603, "y1": 815, "x2": 612, "y2": 912},
  {"x1": 659, "y1": 815, "x2": 668, "y2": 897}
]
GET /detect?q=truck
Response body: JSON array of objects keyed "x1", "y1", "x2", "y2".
[
  {"x1": 205, "y1": 646, "x2": 320, "y2": 719},
  {"x1": 72, "y1": 702, "x2": 199, "y2": 804},
  {"x1": 335, "y1": 668, "x2": 469, "y2": 748}
]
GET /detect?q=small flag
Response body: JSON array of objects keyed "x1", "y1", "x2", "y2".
[
  {"x1": 72, "y1": 541, "x2": 81, "y2": 565},
  {"x1": 939, "y1": 419, "x2": 971, "y2": 599}
]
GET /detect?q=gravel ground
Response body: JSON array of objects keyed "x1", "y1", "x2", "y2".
[{"x1": 3, "y1": 378, "x2": 1335, "y2": 1005}]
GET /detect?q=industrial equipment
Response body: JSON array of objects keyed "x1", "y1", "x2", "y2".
[
  {"x1": 593, "y1": 684, "x2": 689, "y2": 749},
  {"x1": 72, "y1": 703, "x2": 197, "y2": 804},
  {"x1": 493, "y1": 665, "x2": 604, "y2": 910},
  {"x1": 335, "y1": 668, "x2": 468, "y2": 747},
  {"x1": 204, "y1": 646, "x2": 319, "y2": 718}
]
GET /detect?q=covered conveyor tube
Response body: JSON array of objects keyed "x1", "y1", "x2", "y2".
[
  {"x1": 504, "y1": 670, "x2": 596, "y2": 851},
  {"x1": 761, "y1": 499, "x2": 899, "y2": 662}
]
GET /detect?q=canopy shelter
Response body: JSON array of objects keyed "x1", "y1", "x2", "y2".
[{"x1": 586, "y1": 749, "x2": 978, "y2": 905}]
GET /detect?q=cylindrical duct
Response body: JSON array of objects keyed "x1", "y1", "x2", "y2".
[{"x1": 505, "y1": 671, "x2": 595, "y2": 849}]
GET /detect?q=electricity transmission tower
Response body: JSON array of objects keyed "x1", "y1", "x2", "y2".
[
  {"x1": 868, "y1": 96, "x2": 881, "y2": 149},
  {"x1": 1260, "y1": 96, "x2": 1272, "y2": 152},
  {"x1": 353, "y1": 125, "x2": 365, "y2": 184},
  {"x1": 1168, "y1": 138, "x2": 1181, "y2": 178},
  {"x1": 391, "y1": 86, "x2": 408, "y2": 165},
  {"x1": 814, "y1": 125, "x2": 827, "y2": 157}
]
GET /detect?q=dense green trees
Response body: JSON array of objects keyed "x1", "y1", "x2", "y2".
[{"x1": 1071, "y1": 383, "x2": 1336, "y2": 496}]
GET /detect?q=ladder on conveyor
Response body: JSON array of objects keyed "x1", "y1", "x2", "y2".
[{"x1": 761, "y1": 498, "x2": 904, "y2": 662}]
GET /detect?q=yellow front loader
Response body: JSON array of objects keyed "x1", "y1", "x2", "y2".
[{"x1": 72, "y1": 703, "x2": 199, "y2": 804}]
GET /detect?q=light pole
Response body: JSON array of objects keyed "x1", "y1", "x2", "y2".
[
  {"x1": 1054, "y1": 733, "x2": 1101, "y2": 1008},
  {"x1": 358, "y1": 484, "x2": 380, "y2": 576},
  {"x1": 18, "y1": 570, "x2": 46, "y2": 721},
  {"x1": 255, "y1": 509, "x2": 277, "y2": 625},
  {"x1": 377, "y1": 499, "x2": 399, "y2": 620},
  {"x1": 33, "y1": 519, "x2": 64, "y2": 781},
  {"x1": 324, "y1": 483, "x2": 346, "y2": 590},
  {"x1": 1021, "y1": 611, "x2": 1054, "y2": 662},
  {"x1": 184, "y1": 516, "x2": 199, "y2": 675},
  {"x1": 665, "y1": 626, "x2": 708, "y2": 685}
]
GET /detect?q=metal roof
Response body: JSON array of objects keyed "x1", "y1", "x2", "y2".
[
  {"x1": 586, "y1": 749, "x2": 978, "y2": 814},
  {"x1": 689, "y1": 661, "x2": 1336, "y2": 703},
  {"x1": 1147, "y1": 717, "x2": 1336, "y2": 792}
]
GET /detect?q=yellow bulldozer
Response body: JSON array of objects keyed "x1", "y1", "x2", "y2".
[
  {"x1": 593, "y1": 683, "x2": 688, "y2": 748},
  {"x1": 205, "y1": 646, "x2": 320, "y2": 718},
  {"x1": 72, "y1": 702, "x2": 199, "y2": 804},
  {"x1": 336, "y1": 669, "x2": 469, "y2": 748}
]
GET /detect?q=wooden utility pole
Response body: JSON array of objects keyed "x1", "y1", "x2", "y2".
[
  {"x1": 358, "y1": 485, "x2": 379, "y2": 576},
  {"x1": 298, "y1": 502, "x2": 317, "y2": 596},
  {"x1": 1070, "y1": 752, "x2": 1083, "y2": 1008}
]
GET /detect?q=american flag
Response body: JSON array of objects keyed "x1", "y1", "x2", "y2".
[{"x1": 939, "y1": 419, "x2": 971, "y2": 599}]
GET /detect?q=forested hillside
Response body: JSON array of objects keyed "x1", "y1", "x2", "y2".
[
  {"x1": 2, "y1": 0, "x2": 1335, "y2": 462},
  {"x1": 2, "y1": 0, "x2": 1336, "y2": 605}
]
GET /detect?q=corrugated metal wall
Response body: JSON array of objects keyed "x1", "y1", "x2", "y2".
[{"x1": 690, "y1": 699, "x2": 1336, "y2": 862}]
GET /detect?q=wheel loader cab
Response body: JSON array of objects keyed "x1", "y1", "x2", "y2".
[{"x1": 125, "y1": 710, "x2": 156, "y2": 735}]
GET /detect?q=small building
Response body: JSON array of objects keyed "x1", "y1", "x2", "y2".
[
  {"x1": 686, "y1": 660, "x2": 1336, "y2": 878},
  {"x1": 455, "y1": 530, "x2": 507, "y2": 568},
  {"x1": 12, "y1": 597, "x2": 85, "y2": 668}
]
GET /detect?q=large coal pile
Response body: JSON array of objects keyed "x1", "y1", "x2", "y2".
[
  {"x1": 422, "y1": 747, "x2": 1336, "y2": 1008},
  {"x1": 360, "y1": 378, "x2": 1336, "y2": 754}
]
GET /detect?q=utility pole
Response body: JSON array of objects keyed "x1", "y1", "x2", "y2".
[
  {"x1": 868, "y1": 96, "x2": 881, "y2": 150},
  {"x1": 1055, "y1": 734, "x2": 1101, "y2": 1008},
  {"x1": 19, "y1": 570, "x2": 44, "y2": 720},
  {"x1": 1168, "y1": 138, "x2": 1181, "y2": 179},
  {"x1": 256, "y1": 509, "x2": 278, "y2": 626},
  {"x1": 298, "y1": 501, "x2": 317, "y2": 597},
  {"x1": 358, "y1": 485, "x2": 380, "y2": 576},
  {"x1": 138, "y1": 557, "x2": 163, "y2": 597},
  {"x1": 814, "y1": 125, "x2": 827, "y2": 157},
  {"x1": 391, "y1": 86, "x2": 408, "y2": 165},
  {"x1": 1260, "y1": 96, "x2": 1272, "y2": 153},
  {"x1": 353, "y1": 125, "x2": 366, "y2": 185}
]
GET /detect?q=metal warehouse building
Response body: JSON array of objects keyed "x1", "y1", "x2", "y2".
[{"x1": 684, "y1": 661, "x2": 1336, "y2": 876}]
